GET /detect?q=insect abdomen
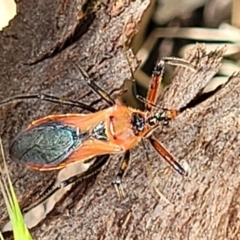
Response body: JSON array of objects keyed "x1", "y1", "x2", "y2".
[{"x1": 10, "y1": 121, "x2": 88, "y2": 168}]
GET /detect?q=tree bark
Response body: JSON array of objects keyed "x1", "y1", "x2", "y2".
[{"x1": 1, "y1": 1, "x2": 240, "y2": 240}]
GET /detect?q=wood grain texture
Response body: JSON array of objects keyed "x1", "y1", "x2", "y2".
[{"x1": 1, "y1": 1, "x2": 239, "y2": 239}]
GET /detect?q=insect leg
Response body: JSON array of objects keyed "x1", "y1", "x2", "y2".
[
  {"x1": 70, "y1": 60, "x2": 116, "y2": 106},
  {"x1": 148, "y1": 137, "x2": 186, "y2": 176},
  {"x1": 146, "y1": 57, "x2": 195, "y2": 112},
  {"x1": 23, "y1": 155, "x2": 109, "y2": 212},
  {"x1": 112, "y1": 150, "x2": 130, "y2": 198},
  {"x1": 0, "y1": 93, "x2": 97, "y2": 112}
]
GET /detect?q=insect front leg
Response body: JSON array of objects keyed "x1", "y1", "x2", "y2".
[
  {"x1": 112, "y1": 150, "x2": 130, "y2": 198},
  {"x1": 148, "y1": 137, "x2": 187, "y2": 176},
  {"x1": 146, "y1": 57, "x2": 195, "y2": 112}
]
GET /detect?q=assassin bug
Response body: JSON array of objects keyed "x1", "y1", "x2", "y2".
[{"x1": 0, "y1": 57, "x2": 194, "y2": 197}]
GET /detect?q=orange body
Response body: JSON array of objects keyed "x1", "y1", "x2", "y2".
[
  {"x1": 19, "y1": 104, "x2": 153, "y2": 170},
  {"x1": 6, "y1": 57, "x2": 191, "y2": 176}
]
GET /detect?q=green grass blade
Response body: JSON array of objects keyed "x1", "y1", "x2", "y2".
[{"x1": 0, "y1": 138, "x2": 33, "y2": 240}]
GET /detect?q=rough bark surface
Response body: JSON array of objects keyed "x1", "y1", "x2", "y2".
[
  {"x1": 0, "y1": 0, "x2": 150, "y2": 239},
  {"x1": 1, "y1": 1, "x2": 240, "y2": 240}
]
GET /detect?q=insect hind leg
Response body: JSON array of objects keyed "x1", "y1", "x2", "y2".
[
  {"x1": 146, "y1": 57, "x2": 195, "y2": 112},
  {"x1": 0, "y1": 93, "x2": 97, "y2": 112},
  {"x1": 23, "y1": 155, "x2": 110, "y2": 212}
]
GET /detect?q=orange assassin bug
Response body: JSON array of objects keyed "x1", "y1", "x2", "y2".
[{"x1": 0, "y1": 57, "x2": 194, "y2": 198}]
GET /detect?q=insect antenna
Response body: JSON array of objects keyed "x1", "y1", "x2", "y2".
[
  {"x1": 136, "y1": 95, "x2": 158, "y2": 109},
  {"x1": 160, "y1": 57, "x2": 196, "y2": 72},
  {"x1": 136, "y1": 94, "x2": 179, "y2": 120}
]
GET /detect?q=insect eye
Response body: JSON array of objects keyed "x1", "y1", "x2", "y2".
[{"x1": 156, "y1": 112, "x2": 165, "y2": 120}]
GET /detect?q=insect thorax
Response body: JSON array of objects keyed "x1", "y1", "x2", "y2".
[
  {"x1": 131, "y1": 112, "x2": 146, "y2": 136},
  {"x1": 91, "y1": 121, "x2": 108, "y2": 141}
]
